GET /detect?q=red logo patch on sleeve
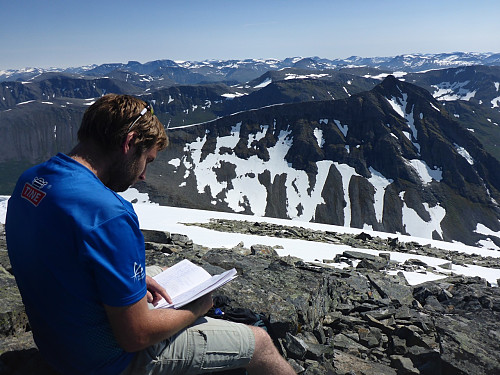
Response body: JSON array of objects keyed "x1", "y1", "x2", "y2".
[{"x1": 21, "y1": 183, "x2": 47, "y2": 207}]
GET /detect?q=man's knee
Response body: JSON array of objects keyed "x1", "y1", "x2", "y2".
[
  {"x1": 249, "y1": 325, "x2": 276, "y2": 353},
  {"x1": 246, "y1": 325, "x2": 295, "y2": 374}
]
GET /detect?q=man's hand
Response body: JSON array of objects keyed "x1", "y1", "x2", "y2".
[
  {"x1": 145, "y1": 275, "x2": 172, "y2": 306},
  {"x1": 183, "y1": 292, "x2": 213, "y2": 318}
]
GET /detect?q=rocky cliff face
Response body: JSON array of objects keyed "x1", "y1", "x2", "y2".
[
  {"x1": 0, "y1": 101, "x2": 81, "y2": 163},
  {"x1": 141, "y1": 76, "x2": 500, "y2": 247},
  {"x1": 1, "y1": 222, "x2": 500, "y2": 375}
]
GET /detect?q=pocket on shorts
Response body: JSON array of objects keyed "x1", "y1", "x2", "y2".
[{"x1": 195, "y1": 329, "x2": 250, "y2": 371}]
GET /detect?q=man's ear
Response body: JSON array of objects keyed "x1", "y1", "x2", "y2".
[{"x1": 121, "y1": 132, "x2": 137, "y2": 155}]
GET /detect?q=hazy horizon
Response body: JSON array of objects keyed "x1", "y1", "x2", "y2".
[{"x1": 1, "y1": 0, "x2": 499, "y2": 70}]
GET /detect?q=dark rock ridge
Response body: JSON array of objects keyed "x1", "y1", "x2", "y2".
[
  {"x1": 1, "y1": 222, "x2": 500, "y2": 375},
  {"x1": 147, "y1": 72, "x2": 378, "y2": 129}
]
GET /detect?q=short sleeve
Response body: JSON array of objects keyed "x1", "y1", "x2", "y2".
[{"x1": 82, "y1": 212, "x2": 147, "y2": 307}]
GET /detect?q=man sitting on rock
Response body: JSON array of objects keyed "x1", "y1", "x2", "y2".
[{"x1": 5, "y1": 94, "x2": 295, "y2": 375}]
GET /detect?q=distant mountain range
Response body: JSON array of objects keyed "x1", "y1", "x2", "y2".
[
  {"x1": 2, "y1": 52, "x2": 500, "y2": 83},
  {"x1": 1, "y1": 52, "x2": 500, "y2": 248}
]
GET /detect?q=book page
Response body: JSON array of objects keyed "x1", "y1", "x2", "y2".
[
  {"x1": 153, "y1": 259, "x2": 211, "y2": 298},
  {"x1": 166, "y1": 268, "x2": 237, "y2": 308},
  {"x1": 152, "y1": 259, "x2": 237, "y2": 309}
]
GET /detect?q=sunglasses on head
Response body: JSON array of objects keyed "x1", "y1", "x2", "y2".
[{"x1": 127, "y1": 103, "x2": 154, "y2": 133}]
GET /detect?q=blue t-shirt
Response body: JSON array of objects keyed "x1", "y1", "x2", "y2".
[{"x1": 6, "y1": 153, "x2": 147, "y2": 375}]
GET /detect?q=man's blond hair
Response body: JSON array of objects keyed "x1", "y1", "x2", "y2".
[{"x1": 78, "y1": 94, "x2": 168, "y2": 154}]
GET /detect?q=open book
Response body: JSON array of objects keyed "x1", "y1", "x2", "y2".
[{"x1": 153, "y1": 259, "x2": 237, "y2": 309}]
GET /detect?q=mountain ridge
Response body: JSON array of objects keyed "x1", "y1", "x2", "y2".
[{"x1": 3, "y1": 52, "x2": 500, "y2": 83}]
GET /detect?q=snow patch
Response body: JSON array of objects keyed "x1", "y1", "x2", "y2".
[
  {"x1": 254, "y1": 78, "x2": 272, "y2": 88},
  {"x1": 368, "y1": 168, "x2": 393, "y2": 222},
  {"x1": 168, "y1": 158, "x2": 181, "y2": 168},
  {"x1": 284, "y1": 73, "x2": 329, "y2": 80},
  {"x1": 476, "y1": 238, "x2": 500, "y2": 251},
  {"x1": 400, "y1": 194, "x2": 446, "y2": 239},
  {"x1": 119, "y1": 188, "x2": 159, "y2": 205},
  {"x1": 405, "y1": 105, "x2": 420, "y2": 153},
  {"x1": 475, "y1": 223, "x2": 500, "y2": 237},
  {"x1": 363, "y1": 72, "x2": 407, "y2": 80},
  {"x1": 334, "y1": 120, "x2": 348, "y2": 137},
  {"x1": 222, "y1": 92, "x2": 247, "y2": 99},
  {"x1": 430, "y1": 102, "x2": 441, "y2": 112},
  {"x1": 475, "y1": 224, "x2": 500, "y2": 251},
  {"x1": 17, "y1": 100, "x2": 36, "y2": 106},
  {"x1": 387, "y1": 94, "x2": 407, "y2": 118},
  {"x1": 407, "y1": 159, "x2": 442, "y2": 183},
  {"x1": 454, "y1": 143, "x2": 474, "y2": 165},
  {"x1": 387, "y1": 94, "x2": 420, "y2": 153},
  {"x1": 314, "y1": 128, "x2": 325, "y2": 148},
  {"x1": 432, "y1": 81, "x2": 476, "y2": 101}
]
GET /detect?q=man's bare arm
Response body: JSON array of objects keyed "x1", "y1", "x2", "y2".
[{"x1": 104, "y1": 293, "x2": 213, "y2": 352}]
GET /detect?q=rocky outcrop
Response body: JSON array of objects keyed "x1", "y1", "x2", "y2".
[{"x1": 1, "y1": 223, "x2": 500, "y2": 375}]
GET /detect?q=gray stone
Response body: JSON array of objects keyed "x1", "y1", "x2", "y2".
[
  {"x1": 390, "y1": 355, "x2": 420, "y2": 374},
  {"x1": 379, "y1": 252, "x2": 391, "y2": 261},
  {"x1": 170, "y1": 233, "x2": 192, "y2": 248},
  {"x1": 283, "y1": 332, "x2": 308, "y2": 360},
  {"x1": 250, "y1": 244, "x2": 278, "y2": 256},
  {"x1": 356, "y1": 257, "x2": 387, "y2": 271},
  {"x1": 332, "y1": 333, "x2": 370, "y2": 354},
  {"x1": 366, "y1": 273, "x2": 414, "y2": 306},
  {"x1": 141, "y1": 228, "x2": 170, "y2": 243},
  {"x1": 358, "y1": 326, "x2": 380, "y2": 348},
  {"x1": 145, "y1": 242, "x2": 182, "y2": 254},
  {"x1": 343, "y1": 250, "x2": 379, "y2": 261},
  {"x1": 438, "y1": 262, "x2": 452, "y2": 270}
]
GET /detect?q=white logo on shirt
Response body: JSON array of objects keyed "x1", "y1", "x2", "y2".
[
  {"x1": 32, "y1": 177, "x2": 48, "y2": 189},
  {"x1": 132, "y1": 262, "x2": 145, "y2": 282}
]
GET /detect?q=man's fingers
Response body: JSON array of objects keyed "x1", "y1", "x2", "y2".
[
  {"x1": 146, "y1": 275, "x2": 173, "y2": 304},
  {"x1": 146, "y1": 291, "x2": 153, "y2": 303}
]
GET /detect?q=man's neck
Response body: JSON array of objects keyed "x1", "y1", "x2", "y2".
[{"x1": 68, "y1": 142, "x2": 115, "y2": 185}]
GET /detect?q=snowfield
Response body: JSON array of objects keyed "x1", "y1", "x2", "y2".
[{"x1": 3, "y1": 190, "x2": 499, "y2": 287}]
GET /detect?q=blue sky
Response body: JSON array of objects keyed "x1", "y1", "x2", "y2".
[{"x1": 1, "y1": 0, "x2": 499, "y2": 70}]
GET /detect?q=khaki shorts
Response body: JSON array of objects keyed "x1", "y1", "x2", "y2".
[{"x1": 120, "y1": 267, "x2": 255, "y2": 375}]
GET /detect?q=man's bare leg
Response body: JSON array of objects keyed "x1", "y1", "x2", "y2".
[{"x1": 245, "y1": 326, "x2": 296, "y2": 375}]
